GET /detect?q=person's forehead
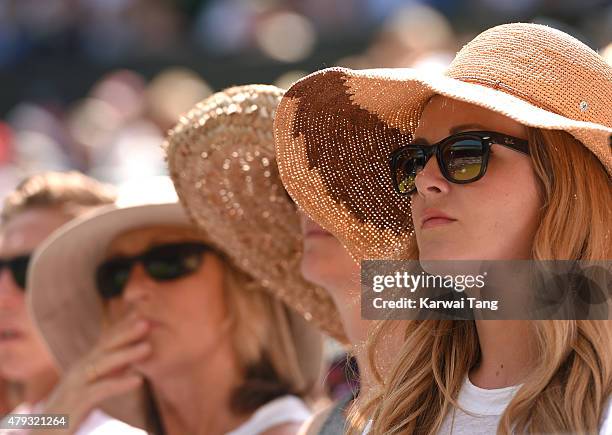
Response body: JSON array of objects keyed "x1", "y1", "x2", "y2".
[
  {"x1": 415, "y1": 96, "x2": 526, "y2": 141},
  {"x1": 0, "y1": 207, "x2": 71, "y2": 256}
]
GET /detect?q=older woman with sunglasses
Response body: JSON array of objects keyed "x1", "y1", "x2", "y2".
[
  {"x1": 274, "y1": 23, "x2": 612, "y2": 434},
  {"x1": 0, "y1": 172, "x2": 147, "y2": 435},
  {"x1": 27, "y1": 176, "x2": 326, "y2": 435}
]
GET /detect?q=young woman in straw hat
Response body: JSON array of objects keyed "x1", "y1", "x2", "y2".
[
  {"x1": 274, "y1": 22, "x2": 612, "y2": 434},
  {"x1": 27, "y1": 176, "x2": 325, "y2": 435},
  {"x1": 165, "y1": 84, "x2": 409, "y2": 435}
]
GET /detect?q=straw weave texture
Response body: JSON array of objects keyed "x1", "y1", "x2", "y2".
[
  {"x1": 166, "y1": 85, "x2": 346, "y2": 342},
  {"x1": 274, "y1": 23, "x2": 612, "y2": 261}
]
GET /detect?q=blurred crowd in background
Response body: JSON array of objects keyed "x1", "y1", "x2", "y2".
[
  {"x1": 0, "y1": 0, "x2": 611, "y2": 424},
  {"x1": 1, "y1": 0, "x2": 611, "y2": 199}
]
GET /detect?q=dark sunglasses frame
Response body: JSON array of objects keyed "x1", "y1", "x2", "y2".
[
  {"x1": 0, "y1": 255, "x2": 30, "y2": 290},
  {"x1": 389, "y1": 131, "x2": 530, "y2": 195},
  {"x1": 95, "y1": 241, "x2": 213, "y2": 300}
]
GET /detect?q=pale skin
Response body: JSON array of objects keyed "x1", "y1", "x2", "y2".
[
  {"x1": 39, "y1": 225, "x2": 299, "y2": 435},
  {"x1": 410, "y1": 96, "x2": 541, "y2": 388},
  {"x1": 0, "y1": 207, "x2": 71, "y2": 407},
  {"x1": 297, "y1": 215, "x2": 406, "y2": 434},
  {"x1": 299, "y1": 216, "x2": 364, "y2": 346}
]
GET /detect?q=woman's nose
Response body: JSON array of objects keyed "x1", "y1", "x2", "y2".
[
  {"x1": 121, "y1": 263, "x2": 154, "y2": 303},
  {"x1": 414, "y1": 155, "x2": 451, "y2": 198}
]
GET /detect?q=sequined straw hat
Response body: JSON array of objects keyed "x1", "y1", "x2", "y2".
[
  {"x1": 165, "y1": 84, "x2": 346, "y2": 342},
  {"x1": 273, "y1": 22, "x2": 612, "y2": 261},
  {"x1": 28, "y1": 177, "x2": 325, "y2": 430}
]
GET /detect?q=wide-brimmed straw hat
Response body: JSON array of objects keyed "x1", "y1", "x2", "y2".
[
  {"x1": 274, "y1": 22, "x2": 612, "y2": 261},
  {"x1": 27, "y1": 177, "x2": 324, "y2": 430},
  {"x1": 165, "y1": 84, "x2": 346, "y2": 342}
]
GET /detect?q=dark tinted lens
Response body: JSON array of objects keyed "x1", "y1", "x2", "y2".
[
  {"x1": 143, "y1": 243, "x2": 206, "y2": 281},
  {"x1": 441, "y1": 139, "x2": 484, "y2": 181},
  {"x1": 10, "y1": 256, "x2": 30, "y2": 290},
  {"x1": 393, "y1": 147, "x2": 427, "y2": 194},
  {"x1": 96, "y1": 259, "x2": 133, "y2": 300}
]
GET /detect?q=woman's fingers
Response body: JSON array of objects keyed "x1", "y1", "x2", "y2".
[
  {"x1": 40, "y1": 315, "x2": 152, "y2": 433},
  {"x1": 87, "y1": 342, "x2": 152, "y2": 382},
  {"x1": 43, "y1": 346, "x2": 149, "y2": 427},
  {"x1": 96, "y1": 317, "x2": 150, "y2": 353}
]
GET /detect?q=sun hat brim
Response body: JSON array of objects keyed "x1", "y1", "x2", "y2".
[
  {"x1": 166, "y1": 84, "x2": 347, "y2": 342},
  {"x1": 273, "y1": 66, "x2": 612, "y2": 261}
]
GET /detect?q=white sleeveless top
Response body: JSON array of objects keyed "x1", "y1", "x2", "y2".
[
  {"x1": 226, "y1": 395, "x2": 311, "y2": 435},
  {"x1": 363, "y1": 377, "x2": 612, "y2": 434}
]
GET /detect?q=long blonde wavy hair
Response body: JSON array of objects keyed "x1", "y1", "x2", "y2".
[
  {"x1": 354, "y1": 128, "x2": 612, "y2": 434},
  {"x1": 221, "y1": 255, "x2": 321, "y2": 412}
]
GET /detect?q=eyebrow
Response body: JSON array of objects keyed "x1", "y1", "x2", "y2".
[
  {"x1": 449, "y1": 123, "x2": 487, "y2": 134},
  {"x1": 412, "y1": 123, "x2": 488, "y2": 144}
]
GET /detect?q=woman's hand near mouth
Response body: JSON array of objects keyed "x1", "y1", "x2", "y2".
[{"x1": 37, "y1": 314, "x2": 152, "y2": 435}]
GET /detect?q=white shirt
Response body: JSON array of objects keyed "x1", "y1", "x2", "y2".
[
  {"x1": 363, "y1": 377, "x2": 612, "y2": 434},
  {"x1": 0, "y1": 402, "x2": 146, "y2": 435},
  {"x1": 226, "y1": 395, "x2": 311, "y2": 435},
  {"x1": 437, "y1": 377, "x2": 520, "y2": 434}
]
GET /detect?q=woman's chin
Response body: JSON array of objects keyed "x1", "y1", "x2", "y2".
[
  {"x1": 418, "y1": 250, "x2": 474, "y2": 262},
  {"x1": 133, "y1": 357, "x2": 173, "y2": 380}
]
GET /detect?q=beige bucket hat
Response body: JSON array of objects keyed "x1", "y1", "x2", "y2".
[
  {"x1": 27, "y1": 177, "x2": 324, "y2": 430},
  {"x1": 273, "y1": 22, "x2": 612, "y2": 261},
  {"x1": 165, "y1": 84, "x2": 346, "y2": 342}
]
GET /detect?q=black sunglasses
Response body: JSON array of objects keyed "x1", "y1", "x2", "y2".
[
  {"x1": 0, "y1": 255, "x2": 30, "y2": 290},
  {"x1": 95, "y1": 242, "x2": 213, "y2": 300},
  {"x1": 389, "y1": 131, "x2": 530, "y2": 195}
]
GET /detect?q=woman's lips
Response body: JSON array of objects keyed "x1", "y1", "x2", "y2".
[
  {"x1": 420, "y1": 209, "x2": 457, "y2": 229},
  {"x1": 138, "y1": 317, "x2": 161, "y2": 329},
  {"x1": 303, "y1": 222, "x2": 333, "y2": 238},
  {"x1": 305, "y1": 229, "x2": 332, "y2": 238},
  {"x1": 0, "y1": 328, "x2": 24, "y2": 342},
  {"x1": 147, "y1": 320, "x2": 163, "y2": 329},
  {"x1": 421, "y1": 217, "x2": 457, "y2": 229}
]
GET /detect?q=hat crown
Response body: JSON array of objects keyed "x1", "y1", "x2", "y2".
[{"x1": 447, "y1": 23, "x2": 612, "y2": 128}]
